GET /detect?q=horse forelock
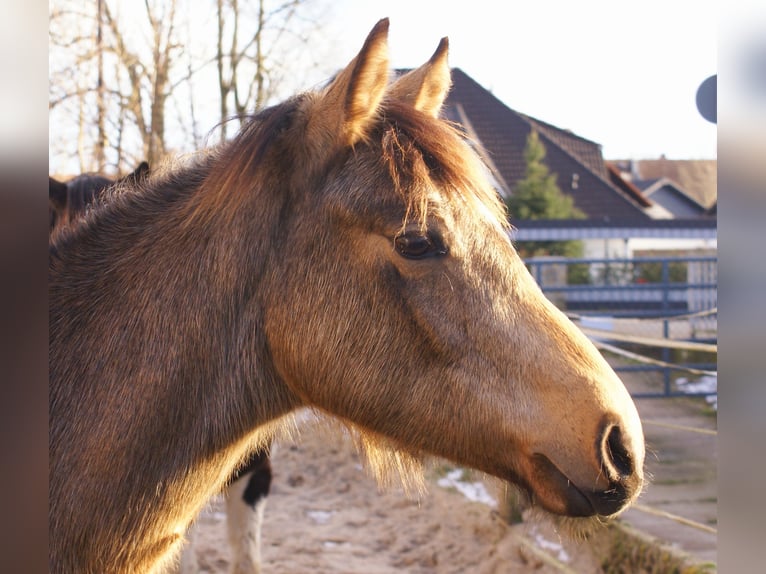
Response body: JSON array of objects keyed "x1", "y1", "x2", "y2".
[{"x1": 376, "y1": 100, "x2": 508, "y2": 232}]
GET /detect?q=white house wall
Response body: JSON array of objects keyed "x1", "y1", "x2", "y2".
[
  {"x1": 627, "y1": 237, "x2": 717, "y2": 254},
  {"x1": 582, "y1": 238, "x2": 630, "y2": 259}
]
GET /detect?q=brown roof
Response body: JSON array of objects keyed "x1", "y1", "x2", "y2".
[
  {"x1": 633, "y1": 177, "x2": 708, "y2": 211},
  {"x1": 442, "y1": 68, "x2": 652, "y2": 223},
  {"x1": 628, "y1": 159, "x2": 717, "y2": 210},
  {"x1": 606, "y1": 163, "x2": 652, "y2": 208}
]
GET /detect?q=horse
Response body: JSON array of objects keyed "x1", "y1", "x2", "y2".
[
  {"x1": 49, "y1": 162, "x2": 149, "y2": 235},
  {"x1": 49, "y1": 19, "x2": 645, "y2": 573},
  {"x1": 49, "y1": 164, "x2": 272, "y2": 574}
]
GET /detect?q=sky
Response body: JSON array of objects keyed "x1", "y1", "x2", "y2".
[
  {"x1": 322, "y1": 0, "x2": 717, "y2": 160},
  {"x1": 47, "y1": 0, "x2": 719, "y2": 171}
]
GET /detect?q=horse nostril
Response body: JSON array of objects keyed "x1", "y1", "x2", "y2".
[
  {"x1": 602, "y1": 424, "x2": 634, "y2": 480},
  {"x1": 582, "y1": 422, "x2": 643, "y2": 516}
]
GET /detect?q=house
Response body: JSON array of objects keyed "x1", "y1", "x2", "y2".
[
  {"x1": 436, "y1": 68, "x2": 716, "y2": 258},
  {"x1": 614, "y1": 158, "x2": 717, "y2": 212},
  {"x1": 632, "y1": 177, "x2": 710, "y2": 219},
  {"x1": 609, "y1": 158, "x2": 717, "y2": 254}
]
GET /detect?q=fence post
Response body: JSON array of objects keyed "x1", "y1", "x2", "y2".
[{"x1": 661, "y1": 260, "x2": 671, "y2": 395}]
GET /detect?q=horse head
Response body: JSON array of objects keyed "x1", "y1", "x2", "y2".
[{"x1": 246, "y1": 19, "x2": 645, "y2": 519}]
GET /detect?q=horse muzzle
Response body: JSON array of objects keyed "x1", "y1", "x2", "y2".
[{"x1": 527, "y1": 422, "x2": 644, "y2": 518}]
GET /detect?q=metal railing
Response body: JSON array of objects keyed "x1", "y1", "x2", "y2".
[{"x1": 525, "y1": 256, "x2": 717, "y2": 399}]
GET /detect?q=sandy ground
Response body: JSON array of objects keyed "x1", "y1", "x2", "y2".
[
  {"x1": 178, "y1": 418, "x2": 612, "y2": 574},
  {"x1": 174, "y1": 363, "x2": 719, "y2": 574}
]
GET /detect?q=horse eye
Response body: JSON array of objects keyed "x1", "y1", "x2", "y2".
[{"x1": 394, "y1": 232, "x2": 447, "y2": 259}]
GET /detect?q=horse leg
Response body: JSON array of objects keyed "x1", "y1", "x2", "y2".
[{"x1": 226, "y1": 449, "x2": 272, "y2": 574}]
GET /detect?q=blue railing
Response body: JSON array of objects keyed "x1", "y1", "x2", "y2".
[{"x1": 524, "y1": 256, "x2": 717, "y2": 399}]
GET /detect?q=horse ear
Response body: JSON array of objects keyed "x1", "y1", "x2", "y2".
[
  {"x1": 49, "y1": 177, "x2": 68, "y2": 209},
  {"x1": 389, "y1": 37, "x2": 451, "y2": 117},
  {"x1": 312, "y1": 18, "x2": 390, "y2": 146},
  {"x1": 133, "y1": 161, "x2": 150, "y2": 179},
  {"x1": 128, "y1": 161, "x2": 150, "y2": 183}
]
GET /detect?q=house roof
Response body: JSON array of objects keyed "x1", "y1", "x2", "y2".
[
  {"x1": 441, "y1": 68, "x2": 652, "y2": 224},
  {"x1": 633, "y1": 176, "x2": 708, "y2": 210},
  {"x1": 606, "y1": 163, "x2": 653, "y2": 208},
  {"x1": 622, "y1": 159, "x2": 717, "y2": 210}
]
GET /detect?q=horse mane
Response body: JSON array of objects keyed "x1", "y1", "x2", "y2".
[
  {"x1": 185, "y1": 94, "x2": 507, "y2": 234},
  {"x1": 185, "y1": 98, "x2": 307, "y2": 228}
]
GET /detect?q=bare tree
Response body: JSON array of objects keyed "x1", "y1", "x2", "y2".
[
  {"x1": 95, "y1": 0, "x2": 106, "y2": 169},
  {"x1": 99, "y1": 0, "x2": 182, "y2": 166},
  {"x1": 50, "y1": 0, "x2": 182, "y2": 171},
  {"x1": 50, "y1": 1, "x2": 104, "y2": 173},
  {"x1": 214, "y1": 0, "x2": 320, "y2": 140},
  {"x1": 49, "y1": 0, "x2": 329, "y2": 174}
]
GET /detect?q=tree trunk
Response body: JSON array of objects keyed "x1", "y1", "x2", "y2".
[{"x1": 95, "y1": 0, "x2": 106, "y2": 171}]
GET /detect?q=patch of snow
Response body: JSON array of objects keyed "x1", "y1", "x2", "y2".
[
  {"x1": 437, "y1": 469, "x2": 496, "y2": 507},
  {"x1": 321, "y1": 540, "x2": 350, "y2": 549},
  {"x1": 580, "y1": 315, "x2": 614, "y2": 331},
  {"x1": 531, "y1": 527, "x2": 570, "y2": 563},
  {"x1": 306, "y1": 510, "x2": 335, "y2": 524},
  {"x1": 676, "y1": 374, "x2": 718, "y2": 410}
]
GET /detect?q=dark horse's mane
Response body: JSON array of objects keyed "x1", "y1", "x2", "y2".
[{"x1": 67, "y1": 174, "x2": 114, "y2": 213}]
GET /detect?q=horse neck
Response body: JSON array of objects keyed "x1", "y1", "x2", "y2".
[{"x1": 49, "y1": 168, "x2": 298, "y2": 538}]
